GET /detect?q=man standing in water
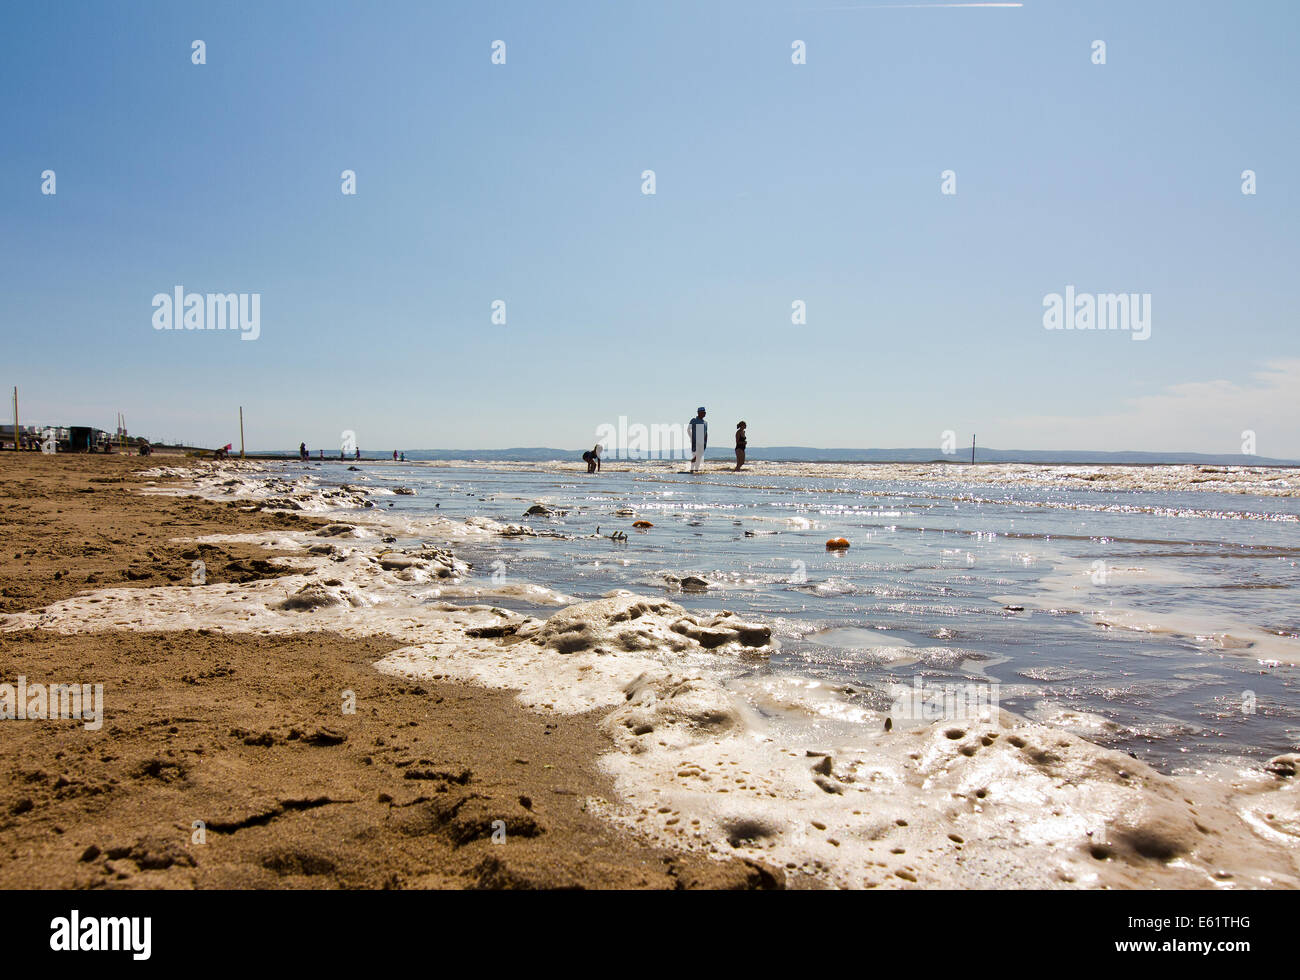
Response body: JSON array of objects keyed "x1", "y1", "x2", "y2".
[{"x1": 688, "y1": 407, "x2": 707, "y2": 473}]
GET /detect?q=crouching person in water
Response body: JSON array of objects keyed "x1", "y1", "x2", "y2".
[{"x1": 582, "y1": 444, "x2": 602, "y2": 473}]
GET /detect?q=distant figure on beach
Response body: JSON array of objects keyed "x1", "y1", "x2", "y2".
[
  {"x1": 355, "y1": 447, "x2": 360, "y2": 460},
  {"x1": 735, "y1": 421, "x2": 747, "y2": 471},
  {"x1": 400, "y1": 452, "x2": 405, "y2": 462},
  {"x1": 299, "y1": 442, "x2": 308, "y2": 461},
  {"x1": 393, "y1": 450, "x2": 398, "y2": 461},
  {"x1": 583, "y1": 444, "x2": 602, "y2": 473},
  {"x1": 688, "y1": 407, "x2": 707, "y2": 473}
]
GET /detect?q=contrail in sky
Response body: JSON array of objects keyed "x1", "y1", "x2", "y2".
[{"x1": 814, "y1": 3, "x2": 1023, "y2": 8}]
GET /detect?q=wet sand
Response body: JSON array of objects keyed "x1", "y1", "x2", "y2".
[{"x1": 0, "y1": 454, "x2": 780, "y2": 889}]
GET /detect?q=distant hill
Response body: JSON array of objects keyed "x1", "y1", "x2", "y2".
[{"x1": 259, "y1": 447, "x2": 1299, "y2": 466}]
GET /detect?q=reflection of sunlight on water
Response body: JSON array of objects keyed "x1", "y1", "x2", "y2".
[{"x1": 315, "y1": 462, "x2": 1300, "y2": 770}]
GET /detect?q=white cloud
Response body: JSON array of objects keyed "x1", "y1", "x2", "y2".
[{"x1": 993, "y1": 359, "x2": 1300, "y2": 460}]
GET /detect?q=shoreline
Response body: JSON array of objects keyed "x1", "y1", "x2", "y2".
[
  {"x1": 3, "y1": 454, "x2": 1298, "y2": 889},
  {"x1": 163, "y1": 456, "x2": 1300, "y2": 472},
  {"x1": 0, "y1": 454, "x2": 780, "y2": 889}
]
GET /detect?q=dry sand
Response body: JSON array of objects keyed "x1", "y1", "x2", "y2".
[{"x1": 0, "y1": 453, "x2": 779, "y2": 889}]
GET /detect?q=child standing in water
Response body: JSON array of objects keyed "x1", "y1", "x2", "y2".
[{"x1": 735, "y1": 421, "x2": 747, "y2": 471}]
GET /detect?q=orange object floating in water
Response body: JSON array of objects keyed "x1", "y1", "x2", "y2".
[
  {"x1": 825, "y1": 537, "x2": 850, "y2": 550},
  {"x1": 632, "y1": 520, "x2": 654, "y2": 529}
]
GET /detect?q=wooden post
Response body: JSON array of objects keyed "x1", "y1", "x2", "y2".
[
  {"x1": 239, "y1": 407, "x2": 245, "y2": 459},
  {"x1": 11, "y1": 387, "x2": 18, "y2": 451},
  {"x1": 970, "y1": 434, "x2": 975, "y2": 465}
]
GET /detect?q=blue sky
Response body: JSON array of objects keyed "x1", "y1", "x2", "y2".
[{"x1": 2, "y1": 0, "x2": 1297, "y2": 456}]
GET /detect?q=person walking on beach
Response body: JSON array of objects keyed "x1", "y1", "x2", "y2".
[
  {"x1": 734, "y1": 421, "x2": 747, "y2": 471},
  {"x1": 688, "y1": 407, "x2": 707, "y2": 473},
  {"x1": 299, "y1": 442, "x2": 308, "y2": 461},
  {"x1": 582, "y1": 444, "x2": 602, "y2": 473}
]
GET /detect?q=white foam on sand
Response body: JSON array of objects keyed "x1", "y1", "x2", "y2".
[
  {"x1": 8, "y1": 541, "x2": 1297, "y2": 888},
  {"x1": 7, "y1": 460, "x2": 1297, "y2": 888}
]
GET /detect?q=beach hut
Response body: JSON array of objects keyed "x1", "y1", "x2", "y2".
[{"x1": 68, "y1": 427, "x2": 95, "y2": 452}]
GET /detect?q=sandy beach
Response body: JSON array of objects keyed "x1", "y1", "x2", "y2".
[
  {"x1": 2, "y1": 452, "x2": 1297, "y2": 890},
  {"x1": 0, "y1": 453, "x2": 779, "y2": 889},
  {"x1": 9, "y1": 3, "x2": 1299, "y2": 960}
]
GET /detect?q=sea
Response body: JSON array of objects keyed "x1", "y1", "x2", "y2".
[{"x1": 301, "y1": 458, "x2": 1300, "y2": 775}]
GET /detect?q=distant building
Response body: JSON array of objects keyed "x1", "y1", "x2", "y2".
[
  {"x1": 1, "y1": 424, "x2": 115, "y2": 452},
  {"x1": 0, "y1": 424, "x2": 38, "y2": 450}
]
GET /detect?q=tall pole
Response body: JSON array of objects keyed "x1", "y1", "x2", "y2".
[
  {"x1": 971, "y1": 434, "x2": 975, "y2": 465},
  {"x1": 11, "y1": 387, "x2": 18, "y2": 451},
  {"x1": 239, "y1": 406, "x2": 245, "y2": 459}
]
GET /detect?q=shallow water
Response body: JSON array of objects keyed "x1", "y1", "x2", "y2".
[{"x1": 309, "y1": 461, "x2": 1300, "y2": 774}]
